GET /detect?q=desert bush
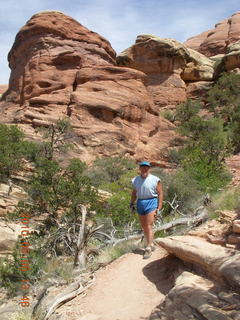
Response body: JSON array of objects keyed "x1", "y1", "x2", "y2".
[
  {"x1": 207, "y1": 72, "x2": 240, "y2": 152},
  {"x1": 96, "y1": 240, "x2": 140, "y2": 265},
  {"x1": 174, "y1": 100, "x2": 231, "y2": 192},
  {"x1": 168, "y1": 148, "x2": 184, "y2": 164},
  {"x1": 162, "y1": 169, "x2": 203, "y2": 214},
  {"x1": 0, "y1": 240, "x2": 45, "y2": 297},
  {"x1": 160, "y1": 110, "x2": 176, "y2": 123},
  {"x1": 86, "y1": 155, "x2": 136, "y2": 187},
  {"x1": 0, "y1": 124, "x2": 38, "y2": 181},
  {"x1": 208, "y1": 187, "x2": 240, "y2": 213}
]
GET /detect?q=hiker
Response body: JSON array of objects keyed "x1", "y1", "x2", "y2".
[{"x1": 130, "y1": 161, "x2": 163, "y2": 259}]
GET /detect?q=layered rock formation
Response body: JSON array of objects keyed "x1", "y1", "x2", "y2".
[
  {"x1": 1, "y1": 11, "x2": 240, "y2": 164},
  {"x1": 188, "y1": 210, "x2": 240, "y2": 248},
  {"x1": 223, "y1": 40, "x2": 240, "y2": 71},
  {"x1": 0, "y1": 182, "x2": 27, "y2": 217},
  {"x1": 184, "y1": 12, "x2": 240, "y2": 56},
  {"x1": 117, "y1": 35, "x2": 216, "y2": 108},
  {"x1": 154, "y1": 232, "x2": 240, "y2": 320},
  {"x1": 0, "y1": 11, "x2": 177, "y2": 164},
  {"x1": 150, "y1": 271, "x2": 240, "y2": 320}
]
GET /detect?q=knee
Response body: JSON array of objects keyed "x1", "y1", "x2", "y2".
[{"x1": 144, "y1": 223, "x2": 153, "y2": 231}]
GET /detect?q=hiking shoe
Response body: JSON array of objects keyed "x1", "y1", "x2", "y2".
[{"x1": 143, "y1": 247, "x2": 152, "y2": 259}]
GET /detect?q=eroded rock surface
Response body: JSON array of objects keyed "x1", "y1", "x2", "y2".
[
  {"x1": 156, "y1": 235, "x2": 240, "y2": 291},
  {"x1": 0, "y1": 11, "x2": 177, "y2": 164},
  {"x1": 185, "y1": 12, "x2": 240, "y2": 57},
  {"x1": 117, "y1": 35, "x2": 215, "y2": 108},
  {"x1": 150, "y1": 272, "x2": 240, "y2": 320}
]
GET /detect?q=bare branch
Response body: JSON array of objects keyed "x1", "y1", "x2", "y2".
[{"x1": 74, "y1": 204, "x2": 87, "y2": 268}]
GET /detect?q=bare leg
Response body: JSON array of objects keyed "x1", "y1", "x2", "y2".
[{"x1": 139, "y1": 210, "x2": 156, "y2": 247}]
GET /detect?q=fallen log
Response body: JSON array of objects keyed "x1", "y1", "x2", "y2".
[
  {"x1": 110, "y1": 209, "x2": 208, "y2": 246},
  {"x1": 32, "y1": 275, "x2": 95, "y2": 320},
  {"x1": 154, "y1": 208, "x2": 208, "y2": 232}
]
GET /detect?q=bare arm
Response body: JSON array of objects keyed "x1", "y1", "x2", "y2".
[
  {"x1": 156, "y1": 181, "x2": 163, "y2": 210},
  {"x1": 131, "y1": 189, "x2": 137, "y2": 204}
]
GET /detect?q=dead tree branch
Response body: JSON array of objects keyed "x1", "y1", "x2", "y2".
[
  {"x1": 73, "y1": 204, "x2": 87, "y2": 268},
  {"x1": 110, "y1": 209, "x2": 208, "y2": 246}
]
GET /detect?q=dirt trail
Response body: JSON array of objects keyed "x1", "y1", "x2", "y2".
[{"x1": 57, "y1": 247, "x2": 175, "y2": 320}]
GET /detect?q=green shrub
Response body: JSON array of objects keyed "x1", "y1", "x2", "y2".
[
  {"x1": 25, "y1": 157, "x2": 99, "y2": 220},
  {"x1": 162, "y1": 169, "x2": 203, "y2": 214},
  {"x1": 168, "y1": 148, "x2": 184, "y2": 164},
  {"x1": 97, "y1": 240, "x2": 139, "y2": 265},
  {"x1": 160, "y1": 111, "x2": 176, "y2": 123},
  {"x1": 86, "y1": 156, "x2": 136, "y2": 187},
  {"x1": 98, "y1": 168, "x2": 139, "y2": 226},
  {"x1": 174, "y1": 99, "x2": 231, "y2": 192},
  {"x1": 103, "y1": 190, "x2": 136, "y2": 226},
  {"x1": 0, "y1": 124, "x2": 27, "y2": 180},
  {"x1": 0, "y1": 240, "x2": 45, "y2": 297},
  {"x1": 207, "y1": 72, "x2": 240, "y2": 152},
  {"x1": 175, "y1": 99, "x2": 202, "y2": 125},
  {"x1": 181, "y1": 147, "x2": 231, "y2": 192},
  {"x1": 209, "y1": 187, "x2": 240, "y2": 213}
]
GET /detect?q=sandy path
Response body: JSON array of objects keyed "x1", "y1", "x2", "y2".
[{"x1": 56, "y1": 247, "x2": 174, "y2": 320}]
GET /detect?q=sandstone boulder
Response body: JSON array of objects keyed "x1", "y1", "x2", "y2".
[
  {"x1": 117, "y1": 35, "x2": 215, "y2": 108},
  {"x1": 228, "y1": 234, "x2": 240, "y2": 245},
  {"x1": 0, "y1": 183, "x2": 27, "y2": 217},
  {"x1": 233, "y1": 220, "x2": 240, "y2": 233},
  {"x1": 0, "y1": 220, "x2": 34, "y2": 254},
  {"x1": 156, "y1": 235, "x2": 240, "y2": 291},
  {"x1": 223, "y1": 41, "x2": 240, "y2": 71},
  {"x1": 117, "y1": 35, "x2": 187, "y2": 108},
  {"x1": 181, "y1": 48, "x2": 215, "y2": 81},
  {"x1": 0, "y1": 11, "x2": 178, "y2": 164},
  {"x1": 150, "y1": 271, "x2": 240, "y2": 320},
  {"x1": 5, "y1": 11, "x2": 115, "y2": 105},
  {"x1": 186, "y1": 81, "x2": 214, "y2": 99},
  {"x1": 185, "y1": 12, "x2": 240, "y2": 57}
]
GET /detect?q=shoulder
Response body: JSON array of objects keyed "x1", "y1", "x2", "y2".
[
  {"x1": 131, "y1": 176, "x2": 139, "y2": 184},
  {"x1": 149, "y1": 174, "x2": 161, "y2": 182}
]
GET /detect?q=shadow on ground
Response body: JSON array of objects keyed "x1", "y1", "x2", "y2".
[{"x1": 142, "y1": 254, "x2": 184, "y2": 295}]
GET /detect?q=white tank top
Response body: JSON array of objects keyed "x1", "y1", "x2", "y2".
[{"x1": 132, "y1": 174, "x2": 161, "y2": 199}]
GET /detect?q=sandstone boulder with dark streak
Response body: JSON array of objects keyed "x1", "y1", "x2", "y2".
[
  {"x1": 0, "y1": 11, "x2": 177, "y2": 164},
  {"x1": 184, "y1": 12, "x2": 240, "y2": 57}
]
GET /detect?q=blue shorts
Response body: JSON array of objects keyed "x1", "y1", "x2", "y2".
[{"x1": 137, "y1": 197, "x2": 158, "y2": 215}]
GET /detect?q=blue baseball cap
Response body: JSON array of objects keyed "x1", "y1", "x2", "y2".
[{"x1": 139, "y1": 161, "x2": 151, "y2": 167}]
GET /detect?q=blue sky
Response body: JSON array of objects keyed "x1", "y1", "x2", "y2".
[{"x1": 0, "y1": 0, "x2": 239, "y2": 84}]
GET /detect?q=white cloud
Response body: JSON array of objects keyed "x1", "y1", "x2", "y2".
[{"x1": 0, "y1": 0, "x2": 239, "y2": 83}]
